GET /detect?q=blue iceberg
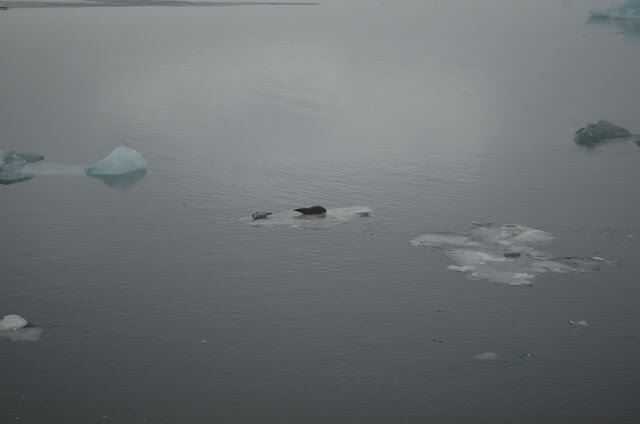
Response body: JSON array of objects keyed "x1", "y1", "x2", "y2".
[{"x1": 85, "y1": 145, "x2": 147, "y2": 176}]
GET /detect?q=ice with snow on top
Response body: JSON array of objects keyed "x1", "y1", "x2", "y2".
[{"x1": 412, "y1": 223, "x2": 614, "y2": 286}]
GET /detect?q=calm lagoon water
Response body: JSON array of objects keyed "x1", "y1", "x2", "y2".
[{"x1": 1, "y1": 0, "x2": 640, "y2": 422}]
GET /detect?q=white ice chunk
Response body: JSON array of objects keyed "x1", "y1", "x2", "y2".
[
  {"x1": 0, "y1": 314, "x2": 28, "y2": 330},
  {"x1": 475, "y1": 352, "x2": 499, "y2": 361},
  {"x1": 0, "y1": 314, "x2": 41, "y2": 342},
  {"x1": 86, "y1": 145, "x2": 148, "y2": 176},
  {"x1": 412, "y1": 223, "x2": 614, "y2": 286}
]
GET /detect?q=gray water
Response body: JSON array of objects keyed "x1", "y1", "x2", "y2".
[{"x1": 1, "y1": 0, "x2": 640, "y2": 422}]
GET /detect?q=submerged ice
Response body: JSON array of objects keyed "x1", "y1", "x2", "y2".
[
  {"x1": 475, "y1": 352, "x2": 499, "y2": 361},
  {"x1": 0, "y1": 144, "x2": 147, "y2": 187},
  {"x1": 589, "y1": 0, "x2": 640, "y2": 19},
  {"x1": 412, "y1": 223, "x2": 614, "y2": 286},
  {"x1": 246, "y1": 206, "x2": 371, "y2": 229}
]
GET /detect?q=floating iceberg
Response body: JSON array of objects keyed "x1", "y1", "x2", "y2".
[
  {"x1": 574, "y1": 120, "x2": 633, "y2": 147},
  {"x1": 85, "y1": 145, "x2": 147, "y2": 176},
  {"x1": 589, "y1": 0, "x2": 640, "y2": 19},
  {"x1": 0, "y1": 314, "x2": 42, "y2": 342},
  {"x1": 412, "y1": 223, "x2": 615, "y2": 286},
  {"x1": 0, "y1": 144, "x2": 147, "y2": 188},
  {"x1": 246, "y1": 206, "x2": 371, "y2": 229}
]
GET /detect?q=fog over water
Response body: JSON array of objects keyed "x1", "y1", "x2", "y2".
[{"x1": 1, "y1": 0, "x2": 640, "y2": 422}]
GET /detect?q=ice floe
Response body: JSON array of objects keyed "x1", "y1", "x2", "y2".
[
  {"x1": 245, "y1": 205, "x2": 371, "y2": 229},
  {"x1": 0, "y1": 314, "x2": 42, "y2": 342},
  {"x1": 412, "y1": 223, "x2": 615, "y2": 286},
  {"x1": 589, "y1": 0, "x2": 640, "y2": 20},
  {"x1": 0, "y1": 144, "x2": 147, "y2": 188}
]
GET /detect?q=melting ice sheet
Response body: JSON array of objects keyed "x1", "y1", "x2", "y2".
[
  {"x1": 245, "y1": 206, "x2": 371, "y2": 229},
  {"x1": 589, "y1": 0, "x2": 640, "y2": 19},
  {"x1": 0, "y1": 144, "x2": 147, "y2": 188},
  {"x1": 0, "y1": 314, "x2": 42, "y2": 342},
  {"x1": 412, "y1": 223, "x2": 614, "y2": 286}
]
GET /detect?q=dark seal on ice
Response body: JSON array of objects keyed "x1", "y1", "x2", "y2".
[{"x1": 294, "y1": 206, "x2": 327, "y2": 215}]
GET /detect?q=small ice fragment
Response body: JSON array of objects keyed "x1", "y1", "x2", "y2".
[
  {"x1": 592, "y1": 256, "x2": 606, "y2": 262},
  {"x1": 568, "y1": 320, "x2": 589, "y2": 327},
  {"x1": 85, "y1": 145, "x2": 147, "y2": 176},
  {"x1": 251, "y1": 211, "x2": 272, "y2": 220},
  {"x1": 574, "y1": 120, "x2": 632, "y2": 146},
  {"x1": 447, "y1": 265, "x2": 475, "y2": 273},
  {"x1": 519, "y1": 353, "x2": 537, "y2": 360},
  {"x1": 0, "y1": 314, "x2": 28, "y2": 330},
  {"x1": 475, "y1": 352, "x2": 499, "y2": 361}
]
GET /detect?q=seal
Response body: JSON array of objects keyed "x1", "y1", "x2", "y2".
[{"x1": 294, "y1": 206, "x2": 327, "y2": 215}]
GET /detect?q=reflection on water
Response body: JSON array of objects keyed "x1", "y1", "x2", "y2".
[{"x1": 88, "y1": 169, "x2": 147, "y2": 190}]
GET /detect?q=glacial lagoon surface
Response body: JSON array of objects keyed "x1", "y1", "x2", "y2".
[{"x1": 1, "y1": 0, "x2": 640, "y2": 422}]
